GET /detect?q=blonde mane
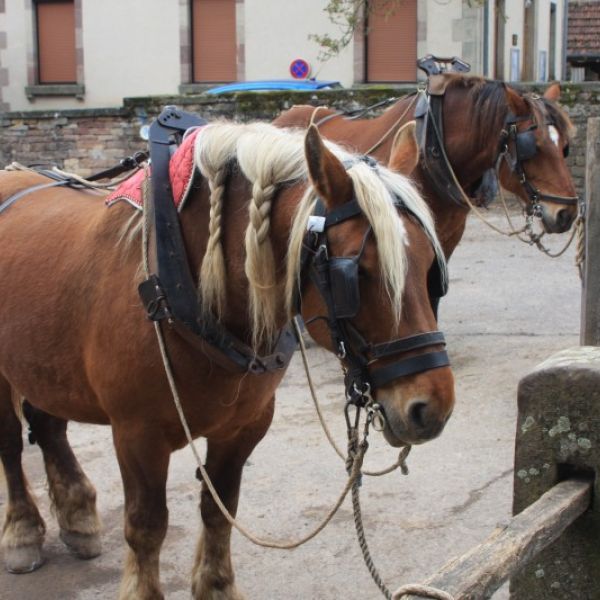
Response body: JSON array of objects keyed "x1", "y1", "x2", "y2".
[
  {"x1": 285, "y1": 157, "x2": 446, "y2": 326},
  {"x1": 194, "y1": 122, "x2": 445, "y2": 350}
]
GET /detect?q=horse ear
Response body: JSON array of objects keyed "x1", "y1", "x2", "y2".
[
  {"x1": 544, "y1": 82, "x2": 561, "y2": 102},
  {"x1": 389, "y1": 121, "x2": 419, "y2": 175},
  {"x1": 505, "y1": 86, "x2": 529, "y2": 115},
  {"x1": 305, "y1": 125, "x2": 353, "y2": 208}
]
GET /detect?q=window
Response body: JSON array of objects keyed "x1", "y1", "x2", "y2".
[
  {"x1": 191, "y1": 0, "x2": 237, "y2": 83},
  {"x1": 366, "y1": 1, "x2": 417, "y2": 82},
  {"x1": 35, "y1": 0, "x2": 76, "y2": 84}
]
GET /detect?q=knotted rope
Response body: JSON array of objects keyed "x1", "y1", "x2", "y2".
[{"x1": 345, "y1": 408, "x2": 454, "y2": 600}]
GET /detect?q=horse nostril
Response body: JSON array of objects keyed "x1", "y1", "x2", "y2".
[
  {"x1": 408, "y1": 401, "x2": 428, "y2": 430},
  {"x1": 556, "y1": 209, "x2": 572, "y2": 230}
]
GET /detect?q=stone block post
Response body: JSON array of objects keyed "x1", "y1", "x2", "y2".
[{"x1": 511, "y1": 346, "x2": 600, "y2": 599}]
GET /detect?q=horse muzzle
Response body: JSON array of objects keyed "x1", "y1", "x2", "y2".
[
  {"x1": 378, "y1": 396, "x2": 453, "y2": 446},
  {"x1": 539, "y1": 203, "x2": 576, "y2": 234}
]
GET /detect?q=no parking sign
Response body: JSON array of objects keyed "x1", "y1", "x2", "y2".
[{"x1": 289, "y1": 58, "x2": 310, "y2": 80}]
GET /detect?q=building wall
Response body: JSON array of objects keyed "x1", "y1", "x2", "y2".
[
  {"x1": 1, "y1": 83, "x2": 597, "y2": 197},
  {"x1": 0, "y1": 0, "x2": 570, "y2": 112},
  {"x1": 244, "y1": 0, "x2": 353, "y2": 84},
  {"x1": 4, "y1": 0, "x2": 181, "y2": 111},
  {"x1": 80, "y1": 0, "x2": 181, "y2": 106}
]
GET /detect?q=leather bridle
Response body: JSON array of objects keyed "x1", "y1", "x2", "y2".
[
  {"x1": 497, "y1": 112, "x2": 579, "y2": 217},
  {"x1": 298, "y1": 188, "x2": 450, "y2": 408},
  {"x1": 416, "y1": 85, "x2": 580, "y2": 217}
]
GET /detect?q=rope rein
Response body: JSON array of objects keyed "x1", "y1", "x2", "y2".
[
  {"x1": 142, "y1": 175, "x2": 369, "y2": 550},
  {"x1": 293, "y1": 317, "x2": 409, "y2": 477}
]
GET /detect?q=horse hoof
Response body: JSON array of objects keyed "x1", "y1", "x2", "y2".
[
  {"x1": 59, "y1": 530, "x2": 102, "y2": 559},
  {"x1": 4, "y1": 545, "x2": 45, "y2": 574}
]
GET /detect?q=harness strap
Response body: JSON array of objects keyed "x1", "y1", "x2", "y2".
[
  {"x1": 415, "y1": 92, "x2": 471, "y2": 209},
  {"x1": 0, "y1": 179, "x2": 72, "y2": 215},
  {"x1": 87, "y1": 150, "x2": 149, "y2": 182},
  {"x1": 370, "y1": 351, "x2": 450, "y2": 389},
  {"x1": 368, "y1": 331, "x2": 446, "y2": 360},
  {"x1": 139, "y1": 106, "x2": 296, "y2": 375}
]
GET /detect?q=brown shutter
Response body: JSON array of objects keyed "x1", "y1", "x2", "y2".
[
  {"x1": 37, "y1": 1, "x2": 76, "y2": 84},
  {"x1": 192, "y1": 0, "x2": 237, "y2": 83},
  {"x1": 367, "y1": 1, "x2": 417, "y2": 82}
]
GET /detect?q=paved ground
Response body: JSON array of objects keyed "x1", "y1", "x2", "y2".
[{"x1": 0, "y1": 205, "x2": 582, "y2": 599}]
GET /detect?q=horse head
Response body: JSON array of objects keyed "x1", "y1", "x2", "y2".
[
  {"x1": 497, "y1": 83, "x2": 578, "y2": 233},
  {"x1": 289, "y1": 125, "x2": 455, "y2": 446}
]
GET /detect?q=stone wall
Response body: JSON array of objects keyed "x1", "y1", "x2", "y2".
[{"x1": 1, "y1": 82, "x2": 599, "y2": 195}]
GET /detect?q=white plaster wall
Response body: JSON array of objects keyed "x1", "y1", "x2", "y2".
[
  {"x1": 244, "y1": 0, "x2": 354, "y2": 85},
  {"x1": 4, "y1": 0, "x2": 181, "y2": 111},
  {"x1": 554, "y1": 0, "x2": 565, "y2": 80},
  {"x1": 501, "y1": 0, "x2": 525, "y2": 80},
  {"x1": 4, "y1": 2, "x2": 33, "y2": 111},
  {"x1": 81, "y1": 0, "x2": 180, "y2": 106},
  {"x1": 536, "y1": 0, "x2": 550, "y2": 80},
  {"x1": 423, "y1": 0, "x2": 463, "y2": 59}
]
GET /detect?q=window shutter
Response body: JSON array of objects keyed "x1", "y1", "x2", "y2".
[
  {"x1": 37, "y1": 1, "x2": 76, "y2": 84},
  {"x1": 367, "y1": 2, "x2": 417, "y2": 82},
  {"x1": 192, "y1": 0, "x2": 237, "y2": 83}
]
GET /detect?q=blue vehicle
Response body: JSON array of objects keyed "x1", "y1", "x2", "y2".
[{"x1": 205, "y1": 79, "x2": 342, "y2": 94}]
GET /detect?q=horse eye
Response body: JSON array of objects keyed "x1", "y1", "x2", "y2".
[{"x1": 563, "y1": 144, "x2": 570, "y2": 158}]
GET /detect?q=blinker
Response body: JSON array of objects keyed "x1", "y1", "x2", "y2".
[
  {"x1": 515, "y1": 129, "x2": 538, "y2": 162},
  {"x1": 329, "y1": 257, "x2": 360, "y2": 319}
]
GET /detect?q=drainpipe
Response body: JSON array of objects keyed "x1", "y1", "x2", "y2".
[
  {"x1": 562, "y1": 0, "x2": 569, "y2": 80},
  {"x1": 483, "y1": 0, "x2": 489, "y2": 77}
]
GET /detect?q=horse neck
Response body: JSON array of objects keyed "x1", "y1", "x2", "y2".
[
  {"x1": 318, "y1": 95, "x2": 417, "y2": 163},
  {"x1": 441, "y1": 85, "x2": 508, "y2": 187}
]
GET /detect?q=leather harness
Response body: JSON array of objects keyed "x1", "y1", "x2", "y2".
[
  {"x1": 137, "y1": 107, "x2": 297, "y2": 374},
  {"x1": 297, "y1": 175, "x2": 450, "y2": 407},
  {"x1": 0, "y1": 107, "x2": 450, "y2": 394},
  {"x1": 414, "y1": 74, "x2": 579, "y2": 215}
]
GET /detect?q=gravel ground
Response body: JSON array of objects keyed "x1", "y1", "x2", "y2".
[{"x1": 0, "y1": 205, "x2": 582, "y2": 599}]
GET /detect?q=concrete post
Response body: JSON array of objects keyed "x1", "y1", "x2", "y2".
[
  {"x1": 511, "y1": 347, "x2": 600, "y2": 599},
  {"x1": 581, "y1": 117, "x2": 600, "y2": 346}
]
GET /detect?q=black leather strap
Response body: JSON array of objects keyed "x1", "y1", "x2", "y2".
[
  {"x1": 369, "y1": 350, "x2": 450, "y2": 388},
  {"x1": 415, "y1": 92, "x2": 468, "y2": 209},
  {"x1": 139, "y1": 107, "x2": 296, "y2": 374},
  {"x1": 369, "y1": 331, "x2": 446, "y2": 360}
]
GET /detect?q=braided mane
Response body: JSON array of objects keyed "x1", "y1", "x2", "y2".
[{"x1": 194, "y1": 122, "x2": 444, "y2": 350}]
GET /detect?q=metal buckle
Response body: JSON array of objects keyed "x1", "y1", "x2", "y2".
[{"x1": 367, "y1": 402, "x2": 386, "y2": 432}]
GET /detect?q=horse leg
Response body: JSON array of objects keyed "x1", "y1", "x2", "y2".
[
  {"x1": 22, "y1": 401, "x2": 101, "y2": 559},
  {"x1": 191, "y1": 399, "x2": 275, "y2": 600},
  {"x1": 0, "y1": 384, "x2": 46, "y2": 573},
  {"x1": 113, "y1": 426, "x2": 170, "y2": 600}
]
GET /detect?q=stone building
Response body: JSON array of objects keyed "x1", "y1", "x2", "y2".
[
  {"x1": 0, "y1": 0, "x2": 569, "y2": 112},
  {"x1": 567, "y1": 0, "x2": 600, "y2": 81}
]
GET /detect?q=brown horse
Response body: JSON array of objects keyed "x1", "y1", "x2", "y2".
[
  {"x1": 0, "y1": 121, "x2": 454, "y2": 598},
  {"x1": 274, "y1": 74, "x2": 578, "y2": 261}
]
